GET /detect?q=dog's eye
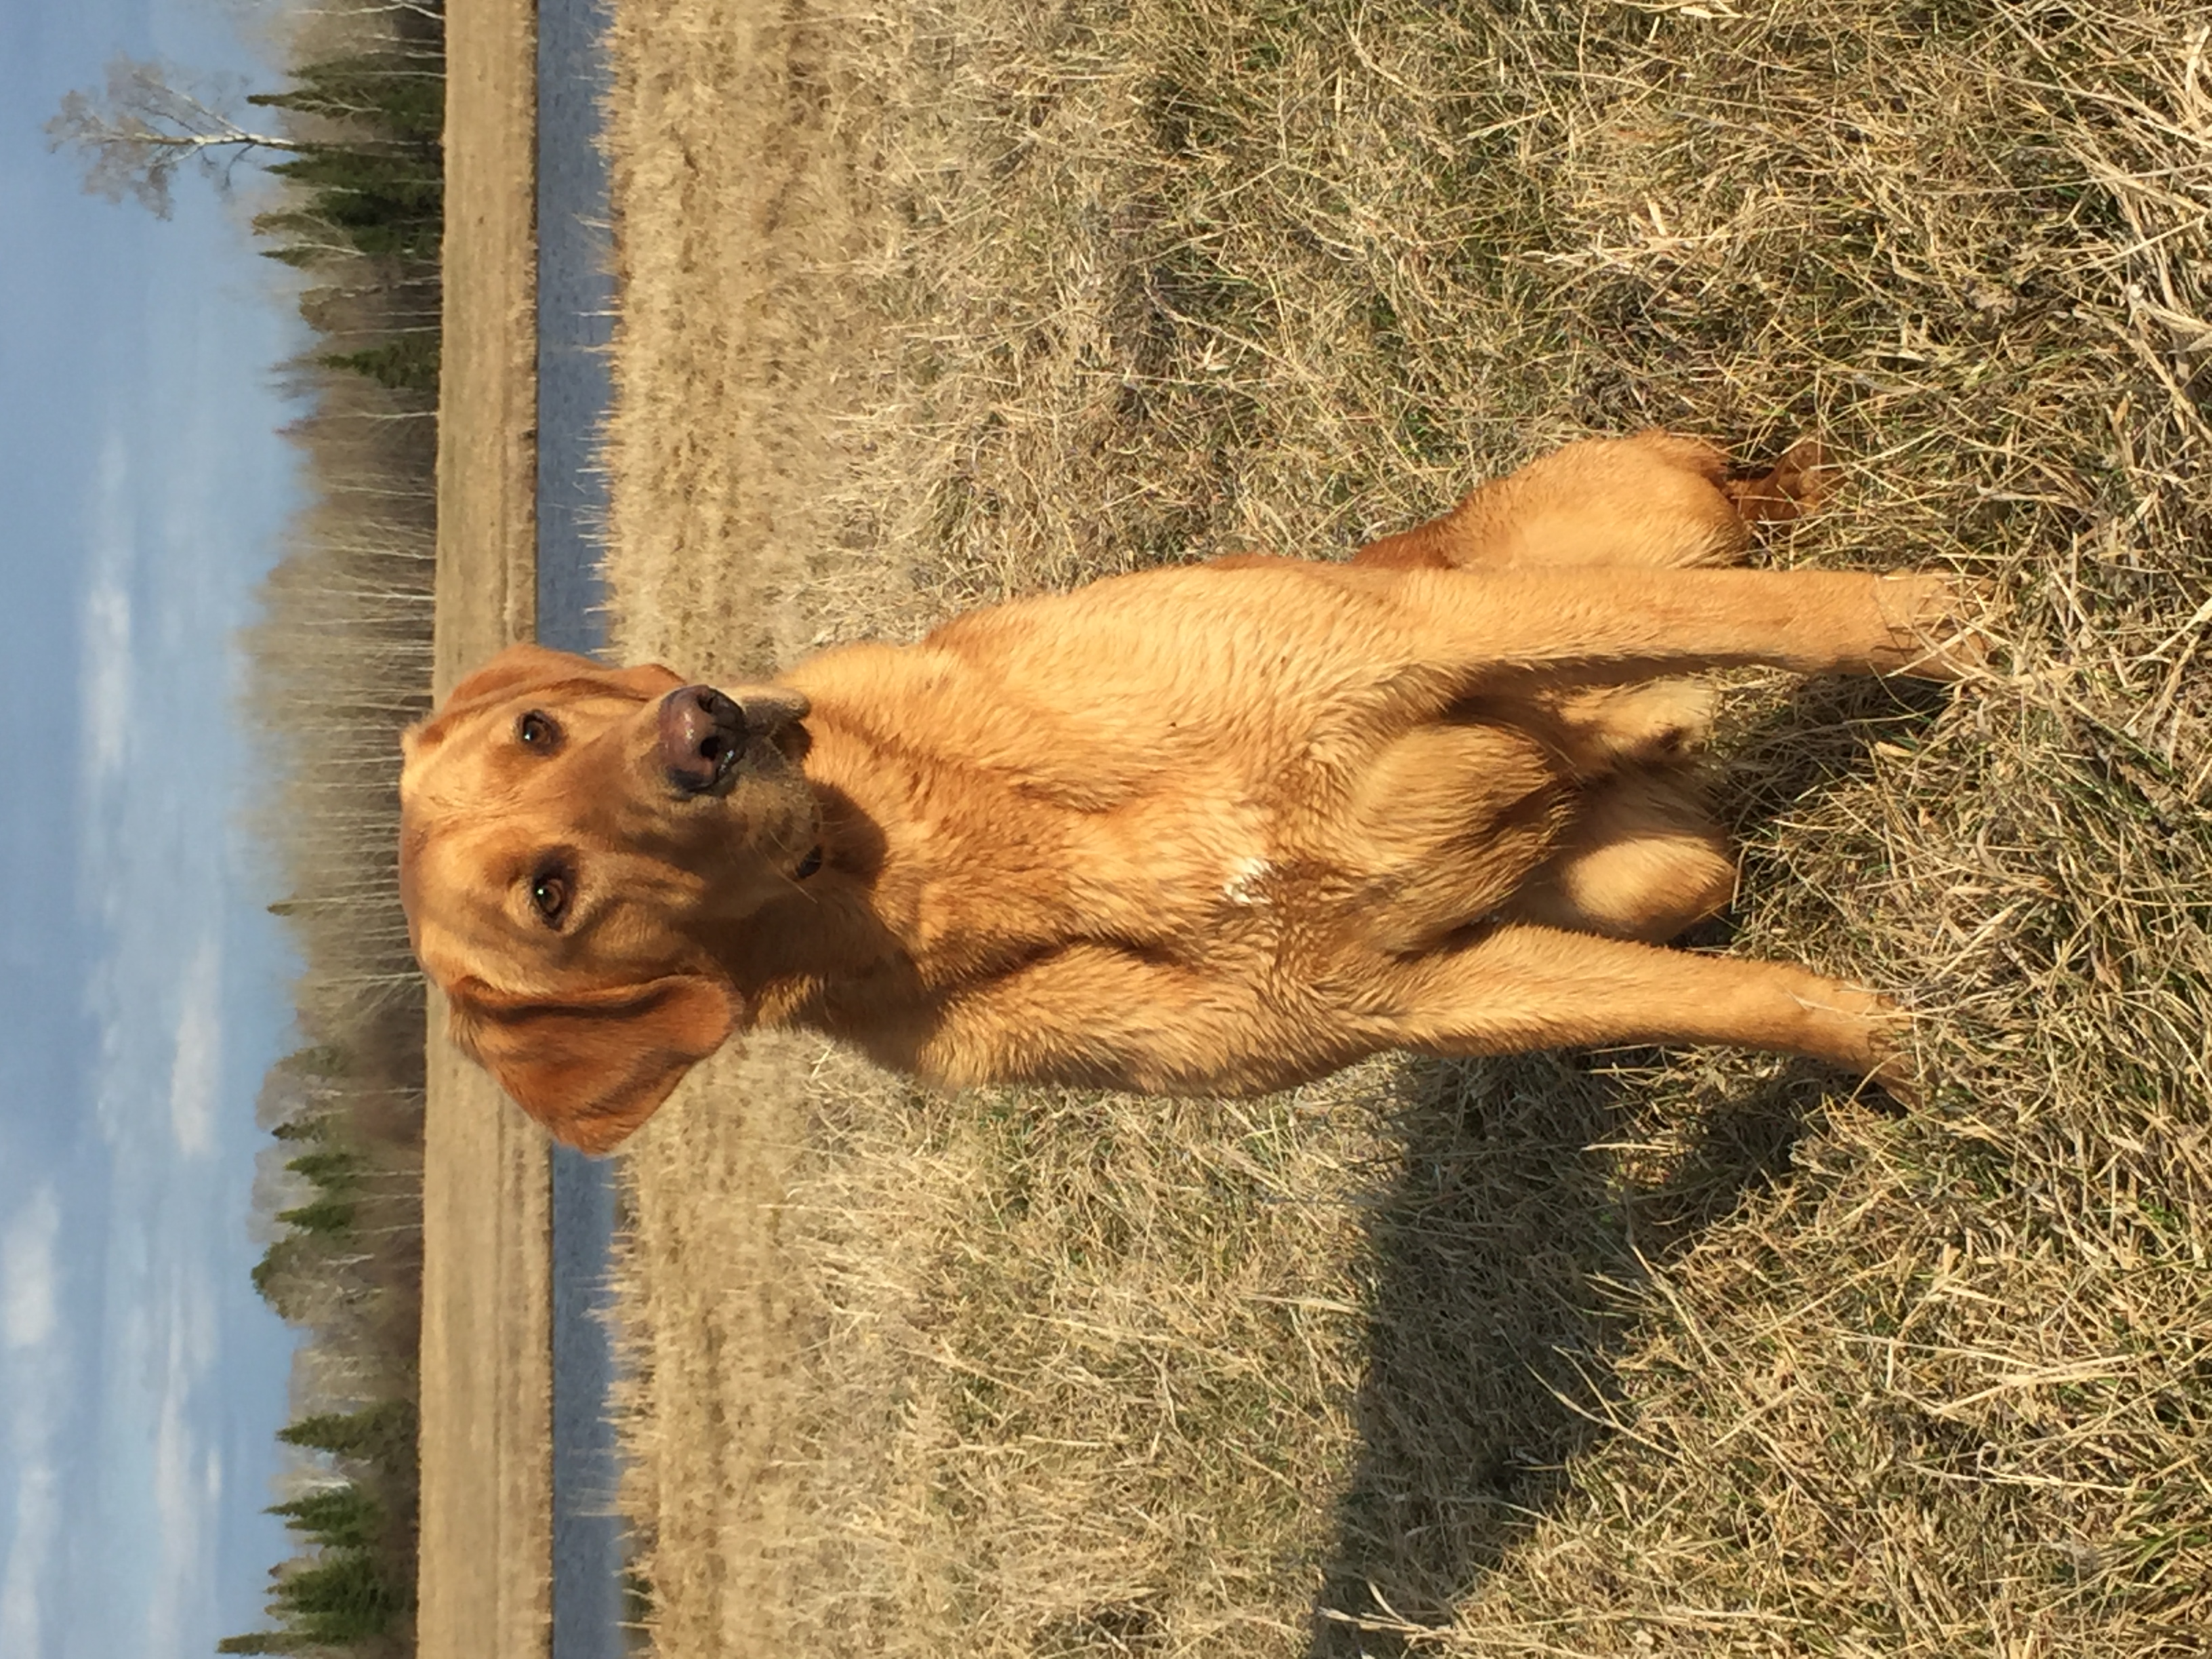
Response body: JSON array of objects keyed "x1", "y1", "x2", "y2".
[
  {"x1": 517, "y1": 711, "x2": 561, "y2": 752},
  {"x1": 529, "y1": 864, "x2": 573, "y2": 926}
]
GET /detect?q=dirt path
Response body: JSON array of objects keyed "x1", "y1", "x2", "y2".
[{"x1": 417, "y1": 1, "x2": 549, "y2": 1654}]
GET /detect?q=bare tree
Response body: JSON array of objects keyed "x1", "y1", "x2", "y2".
[{"x1": 47, "y1": 55, "x2": 309, "y2": 217}]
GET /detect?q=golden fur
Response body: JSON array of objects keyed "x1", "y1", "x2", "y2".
[{"x1": 399, "y1": 433, "x2": 1986, "y2": 1152}]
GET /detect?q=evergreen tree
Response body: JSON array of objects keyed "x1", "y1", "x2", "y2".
[
  {"x1": 215, "y1": 1633, "x2": 303, "y2": 1656},
  {"x1": 318, "y1": 337, "x2": 440, "y2": 394},
  {"x1": 270, "y1": 1483, "x2": 383, "y2": 1551},
  {"x1": 248, "y1": 52, "x2": 444, "y2": 146},
  {"x1": 277, "y1": 1401, "x2": 417, "y2": 1469},
  {"x1": 276, "y1": 1195, "x2": 358, "y2": 1236},
  {"x1": 284, "y1": 1147, "x2": 364, "y2": 1191},
  {"x1": 223, "y1": 1548, "x2": 408, "y2": 1651}
]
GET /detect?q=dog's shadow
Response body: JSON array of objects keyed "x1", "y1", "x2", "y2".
[
  {"x1": 1307, "y1": 1051, "x2": 1828, "y2": 1653},
  {"x1": 1307, "y1": 674, "x2": 1946, "y2": 1655}
]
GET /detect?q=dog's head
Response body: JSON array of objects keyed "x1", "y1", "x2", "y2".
[{"x1": 398, "y1": 644, "x2": 818, "y2": 1152}]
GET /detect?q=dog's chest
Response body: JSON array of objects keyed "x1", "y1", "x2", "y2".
[{"x1": 870, "y1": 774, "x2": 1282, "y2": 977}]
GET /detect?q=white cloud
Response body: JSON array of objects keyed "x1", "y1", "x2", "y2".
[
  {"x1": 1, "y1": 1189, "x2": 61, "y2": 1352},
  {"x1": 80, "y1": 430, "x2": 136, "y2": 793},
  {"x1": 144, "y1": 1285, "x2": 221, "y2": 1659},
  {"x1": 80, "y1": 577, "x2": 132, "y2": 785},
  {"x1": 0, "y1": 1189, "x2": 66, "y2": 1659},
  {"x1": 0, "y1": 1457, "x2": 59, "y2": 1659},
  {"x1": 167, "y1": 938, "x2": 224, "y2": 1157}
]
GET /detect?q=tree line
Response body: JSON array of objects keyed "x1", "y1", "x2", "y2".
[{"x1": 54, "y1": 4, "x2": 445, "y2": 1652}]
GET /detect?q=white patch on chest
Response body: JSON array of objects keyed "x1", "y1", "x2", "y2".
[{"x1": 1222, "y1": 855, "x2": 1273, "y2": 907}]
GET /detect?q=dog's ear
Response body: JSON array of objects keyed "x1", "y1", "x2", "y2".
[
  {"x1": 443, "y1": 973, "x2": 737, "y2": 1154},
  {"x1": 403, "y1": 647, "x2": 686, "y2": 761}
]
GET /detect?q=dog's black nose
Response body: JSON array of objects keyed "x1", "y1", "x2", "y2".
[{"x1": 658, "y1": 685, "x2": 747, "y2": 794}]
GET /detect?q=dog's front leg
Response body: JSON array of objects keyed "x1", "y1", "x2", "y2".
[
  {"x1": 1395, "y1": 567, "x2": 1991, "y2": 687},
  {"x1": 907, "y1": 945, "x2": 1351, "y2": 1099},
  {"x1": 1366, "y1": 923, "x2": 1912, "y2": 1097}
]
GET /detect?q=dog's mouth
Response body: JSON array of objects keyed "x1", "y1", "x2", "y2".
[{"x1": 656, "y1": 684, "x2": 809, "y2": 797}]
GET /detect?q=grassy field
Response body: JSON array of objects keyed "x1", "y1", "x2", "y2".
[{"x1": 599, "y1": 1, "x2": 2211, "y2": 1653}]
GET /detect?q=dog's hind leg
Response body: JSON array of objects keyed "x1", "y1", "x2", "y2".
[
  {"x1": 1512, "y1": 679, "x2": 1720, "y2": 777},
  {"x1": 1723, "y1": 436, "x2": 1828, "y2": 526},
  {"x1": 1353, "y1": 431, "x2": 1827, "y2": 572},
  {"x1": 1502, "y1": 767, "x2": 1737, "y2": 943}
]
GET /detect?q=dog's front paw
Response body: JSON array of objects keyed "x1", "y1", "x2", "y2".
[
  {"x1": 1877, "y1": 573, "x2": 2002, "y2": 680},
  {"x1": 1863, "y1": 999, "x2": 1923, "y2": 1110}
]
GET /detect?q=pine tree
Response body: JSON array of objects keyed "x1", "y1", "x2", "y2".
[
  {"x1": 284, "y1": 1147, "x2": 364, "y2": 1191},
  {"x1": 318, "y1": 337, "x2": 440, "y2": 394},
  {"x1": 215, "y1": 1633, "x2": 302, "y2": 1655},
  {"x1": 268, "y1": 1549, "x2": 407, "y2": 1643},
  {"x1": 276, "y1": 1195, "x2": 358, "y2": 1236},
  {"x1": 276, "y1": 1401, "x2": 417, "y2": 1468},
  {"x1": 270, "y1": 1483, "x2": 383, "y2": 1551},
  {"x1": 247, "y1": 52, "x2": 444, "y2": 147}
]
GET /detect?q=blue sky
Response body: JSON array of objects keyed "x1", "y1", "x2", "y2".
[{"x1": 2, "y1": 0, "x2": 314, "y2": 1653}]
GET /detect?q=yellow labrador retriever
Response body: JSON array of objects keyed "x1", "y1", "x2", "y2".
[{"x1": 400, "y1": 433, "x2": 1984, "y2": 1151}]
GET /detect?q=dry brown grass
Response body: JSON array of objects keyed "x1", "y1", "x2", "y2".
[{"x1": 600, "y1": 1, "x2": 2212, "y2": 1653}]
